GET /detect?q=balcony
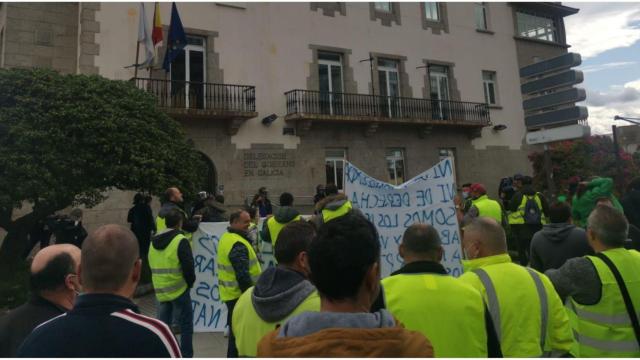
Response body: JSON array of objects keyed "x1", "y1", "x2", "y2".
[
  {"x1": 133, "y1": 78, "x2": 258, "y2": 135},
  {"x1": 284, "y1": 89, "x2": 491, "y2": 136}
]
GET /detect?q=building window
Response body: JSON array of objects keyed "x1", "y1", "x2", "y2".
[
  {"x1": 475, "y1": 3, "x2": 488, "y2": 30},
  {"x1": 170, "y1": 35, "x2": 206, "y2": 109},
  {"x1": 386, "y1": 149, "x2": 405, "y2": 185},
  {"x1": 375, "y1": 2, "x2": 392, "y2": 12},
  {"x1": 439, "y1": 148, "x2": 457, "y2": 184},
  {"x1": 424, "y1": 2, "x2": 439, "y2": 21},
  {"x1": 429, "y1": 65, "x2": 451, "y2": 120},
  {"x1": 482, "y1": 71, "x2": 497, "y2": 105},
  {"x1": 326, "y1": 148, "x2": 346, "y2": 191},
  {"x1": 516, "y1": 11, "x2": 557, "y2": 42},
  {"x1": 318, "y1": 51, "x2": 344, "y2": 115},
  {"x1": 378, "y1": 58, "x2": 401, "y2": 118}
]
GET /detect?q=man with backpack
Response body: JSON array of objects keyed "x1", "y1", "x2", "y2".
[{"x1": 508, "y1": 176, "x2": 549, "y2": 266}]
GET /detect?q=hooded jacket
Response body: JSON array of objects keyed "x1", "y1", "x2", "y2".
[
  {"x1": 312, "y1": 194, "x2": 362, "y2": 227},
  {"x1": 530, "y1": 223, "x2": 594, "y2": 272},
  {"x1": 150, "y1": 229, "x2": 196, "y2": 289},
  {"x1": 252, "y1": 267, "x2": 315, "y2": 322},
  {"x1": 257, "y1": 309, "x2": 433, "y2": 357},
  {"x1": 260, "y1": 206, "x2": 300, "y2": 245},
  {"x1": 571, "y1": 178, "x2": 624, "y2": 227}
]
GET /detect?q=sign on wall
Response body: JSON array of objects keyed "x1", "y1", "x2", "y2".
[{"x1": 344, "y1": 158, "x2": 463, "y2": 278}]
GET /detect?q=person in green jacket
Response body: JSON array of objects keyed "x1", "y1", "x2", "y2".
[{"x1": 572, "y1": 177, "x2": 624, "y2": 228}]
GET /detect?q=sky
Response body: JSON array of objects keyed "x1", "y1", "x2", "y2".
[{"x1": 564, "y1": 2, "x2": 640, "y2": 134}]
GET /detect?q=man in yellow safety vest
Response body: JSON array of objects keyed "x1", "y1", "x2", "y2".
[
  {"x1": 373, "y1": 223, "x2": 502, "y2": 357},
  {"x1": 148, "y1": 208, "x2": 195, "y2": 357},
  {"x1": 216, "y1": 209, "x2": 262, "y2": 358},
  {"x1": 459, "y1": 217, "x2": 573, "y2": 357},
  {"x1": 464, "y1": 183, "x2": 505, "y2": 226},
  {"x1": 261, "y1": 192, "x2": 301, "y2": 248},
  {"x1": 156, "y1": 187, "x2": 200, "y2": 238},
  {"x1": 233, "y1": 220, "x2": 320, "y2": 357},
  {"x1": 546, "y1": 205, "x2": 640, "y2": 357}
]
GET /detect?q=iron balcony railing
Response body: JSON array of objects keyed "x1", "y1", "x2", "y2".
[
  {"x1": 133, "y1": 78, "x2": 256, "y2": 113},
  {"x1": 285, "y1": 89, "x2": 490, "y2": 125}
]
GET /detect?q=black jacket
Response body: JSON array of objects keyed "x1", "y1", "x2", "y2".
[
  {"x1": 371, "y1": 261, "x2": 502, "y2": 357},
  {"x1": 227, "y1": 228, "x2": 255, "y2": 295},
  {"x1": 622, "y1": 189, "x2": 640, "y2": 230},
  {"x1": 17, "y1": 293, "x2": 181, "y2": 357},
  {"x1": 158, "y1": 201, "x2": 199, "y2": 233},
  {"x1": 128, "y1": 203, "x2": 156, "y2": 236},
  {"x1": 0, "y1": 295, "x2": 66, "y2": 357},
  {"x1": 151, "y1": 229, "x2": 196, "y2": 289}
]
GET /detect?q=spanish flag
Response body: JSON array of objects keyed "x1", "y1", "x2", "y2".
[{"x1": 152, "y1": 2, "x2": 163, "y2": 47}]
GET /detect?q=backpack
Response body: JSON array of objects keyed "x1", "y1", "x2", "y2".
[{"x1": 523, "y1": 194, "x2": 542, "y2": 225}]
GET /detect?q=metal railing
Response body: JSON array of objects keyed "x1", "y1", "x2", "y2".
[
  {"x1": 285, "y1": 89, "x2": 490, "y2": 124},
  {"x1": 133, "y1": 78, "x2": 256, "y2": 113}
]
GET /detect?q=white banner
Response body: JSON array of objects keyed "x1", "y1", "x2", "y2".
[
  {"x1": 190, "y1": 221, "x2": 276, "y2": 332},
  {"x1": 344, "y1": 158, "x2": 463, "y2": 278}
]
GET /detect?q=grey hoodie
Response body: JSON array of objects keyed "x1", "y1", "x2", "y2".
[
  {"x1": 530, "y1": 223, "x2": 594, "y2": 272},
  {"x1": 260, "y1": 206, "x2": 300, "y2": 245},
  {"x1": 252, "y1": 266, "x2": 315, "y2": 323},
  {"x1": 277, "y1": 309, "x2": 396, "y2": 338}
]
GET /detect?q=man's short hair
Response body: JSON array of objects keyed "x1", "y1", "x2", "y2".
[
  {"x1": 30, "y1": 253, "x2": 76, "y2": 294},
  {"x1": 595, "y1": 196, "x2": 613, "y2": 207},
  {"x1": 279, "y1": 192, "x2": 294, "y2": 207},
  {"x1": 548, "y1": 201, "x2": 572, "y2": 223},
  {"x1": 164, "y1": 187, "x2": 175, "y2": 202},
  {"x1": 309, "y1": 213, "x2": 379, "y2": 301},
  {"x1": 81, "y1": 225, "x2": 139, "y2": 292},
  {"x1": 325, "y1": 184, "x2": 339, "y2": 196},
  {"x1": 275, "y1": 221, "x2": 316, "y2": 264},
  {"x1": 229, "y1": 209, "x2": 246, "y2": 224},
  {"x1": 464, "y1": 217, "x2": 507, "y2": 253},
  {"x1": 588, "y1": 205, "x2": 629, "y2": 248},
  {"x1": 165, "y1": 208, "x2": 183, "y2": 229},
  {"x1": 402, "y1": 224, "x2": 441, "y2": 255}
]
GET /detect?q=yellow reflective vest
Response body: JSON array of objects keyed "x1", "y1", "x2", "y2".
[
  {"x1": 471, "y1": 195, "x2": 503, "y2": 223},
  {"x1": 232, "y1": 286, "x2": 320, "y2": 357},
  {"x1": 566, "y1": 248, "x2": 640, "y2": 357},
  {"x1": 216, "y1": 232, "x2": 262, "y2": 302},
  {"x1": 382, "y1": 272, "x2": 488, "y2": 357},
  {"x1": 267, "y1": 215, "x2": 301, "y2": 247},
  {"x1": 321, "y1": 201, "x2": 352, "y2": 223},
  {"x1": 156, "y1": 207, "x2": 193, "y2": 244},
  {"x1": 149, "y1": 232, "x2": 188, "y2": 302},
  {"x1": 508, "y1": 193, "x2": 547, "y2": 225},
  {"x1": 459, "y1": 254, "x2": 573, "y2": 357}
]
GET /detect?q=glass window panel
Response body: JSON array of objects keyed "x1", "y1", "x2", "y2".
[
  {"x1": 377, "y1": 58, "x2": 398, "y2": 69},
  {"x1": 319, "y1": 64, "x2": 329, "y2": 93},
  {"x1": 375, "y1": 2, "x2": 391, "y2": 12},
  {"x1": 424, "y1": 2, "x2": 439, "y2": 21},
  {"x1": 186, "y1": 36, "x2": 204, "y2": 46},
  {"x1": 325, "y1": 149, "x2": 345, "y2": 159},
  {"x1": 475, "y1": 3, "x2": 487, "y2": 30},
  {"x1": 331, "y1": 65, "x2": 342, "y2": 93},
  {"x1": 516, "y1": 11, "x2": 556, "y2": 42},
  {"x1": 336, "y1": 160, "x2": 344, "y2": 190},
  {"x1": 386, "y1": 149, "x2": 405, "y2": 185},
  {"x1": 318, "y1": 51, "x2": 341, "y2": 62}
]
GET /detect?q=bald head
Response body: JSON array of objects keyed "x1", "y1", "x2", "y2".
[
  {"x1": 81, "y1": 224, "x2": 139, "y2": 293},
  {"x1": 401, "y1": 223, "x2": 442, "y2": 261},
  {"x1": 165, "y1": 187, "x2": 183, "y2": 203},
  {"x1": 463, "y1": 217, "x2": 507, "y2": 257},
  {"x1": 30, "y1": 244, "x2": 81, "y2": 294}
]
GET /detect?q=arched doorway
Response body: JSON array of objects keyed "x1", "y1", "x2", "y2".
[{"x1": 198, "y1": 152, "x2": 218, "y2": 195}]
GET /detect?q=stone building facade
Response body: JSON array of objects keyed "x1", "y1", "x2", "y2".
[{"x1": 0, "y1": 2, "x2": 579, "y2": 231}]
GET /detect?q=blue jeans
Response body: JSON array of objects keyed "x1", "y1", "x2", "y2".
[{"x1": 158, "y1": 290, "x2": 194, "y2": 357}]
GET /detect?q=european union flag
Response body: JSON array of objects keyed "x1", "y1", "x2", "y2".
[{"x1": 162, "y1": 2, "x2": 187, "y2": 72}]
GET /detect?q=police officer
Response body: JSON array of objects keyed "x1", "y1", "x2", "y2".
[
  {"x1": 216, "y1": 209, "x2": 262, "y2": 358},
  {"x1": 459, "y1": 217, "x2": 573, "y2": 357},
  {"x1": 375, "y1": 223, "x2": 501, "y2": 357},
  {"x1": 547, "y1": 205, "x2": 640, "y2": 357}
]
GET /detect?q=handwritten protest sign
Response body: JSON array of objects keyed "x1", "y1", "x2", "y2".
[
  {"x1": 190, "y1": 221, "x2": 276, "y2": 332},
  {"x1": 344, "y1": 158, "x2": 463, "y2": 278}
]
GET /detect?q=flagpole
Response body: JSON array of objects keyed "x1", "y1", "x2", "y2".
[{"x1": 134, "y1": 41, "x2": 140, "y2": 79}]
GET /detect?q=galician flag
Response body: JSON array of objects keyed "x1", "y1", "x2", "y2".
[{"x1": 137, "y1": 2, "x2": 154, "y2": 67}]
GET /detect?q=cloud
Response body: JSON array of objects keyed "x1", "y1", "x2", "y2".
[
  {"x1": 584, "y1": 79, "x2": 640, "y2": 134},
  {"x1": 580, "y1": 61, "x2": 637, "y2": 73},
  {"x1": 565, "y1": 4, "x2": 640, "y2": 58}
]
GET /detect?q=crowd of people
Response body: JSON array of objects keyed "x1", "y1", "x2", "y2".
[{"x1": 1, "y1": 175, "x2": 639, "y2": 357}]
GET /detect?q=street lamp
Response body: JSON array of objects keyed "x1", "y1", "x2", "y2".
[{"x1": 614, "y1": 115, "x2": 640, "y2": 126}]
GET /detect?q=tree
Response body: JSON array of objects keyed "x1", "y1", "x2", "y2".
[
  {"x1": 0, "y1": 68, "x2": 206, "y2": 265},
  {"x1": 528, "y1": 135, "x2": 640, "y2": 196}
]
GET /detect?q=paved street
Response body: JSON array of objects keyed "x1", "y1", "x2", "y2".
[{"x1": 134, "y1": 293, "x2": 228, "y2": 357}]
